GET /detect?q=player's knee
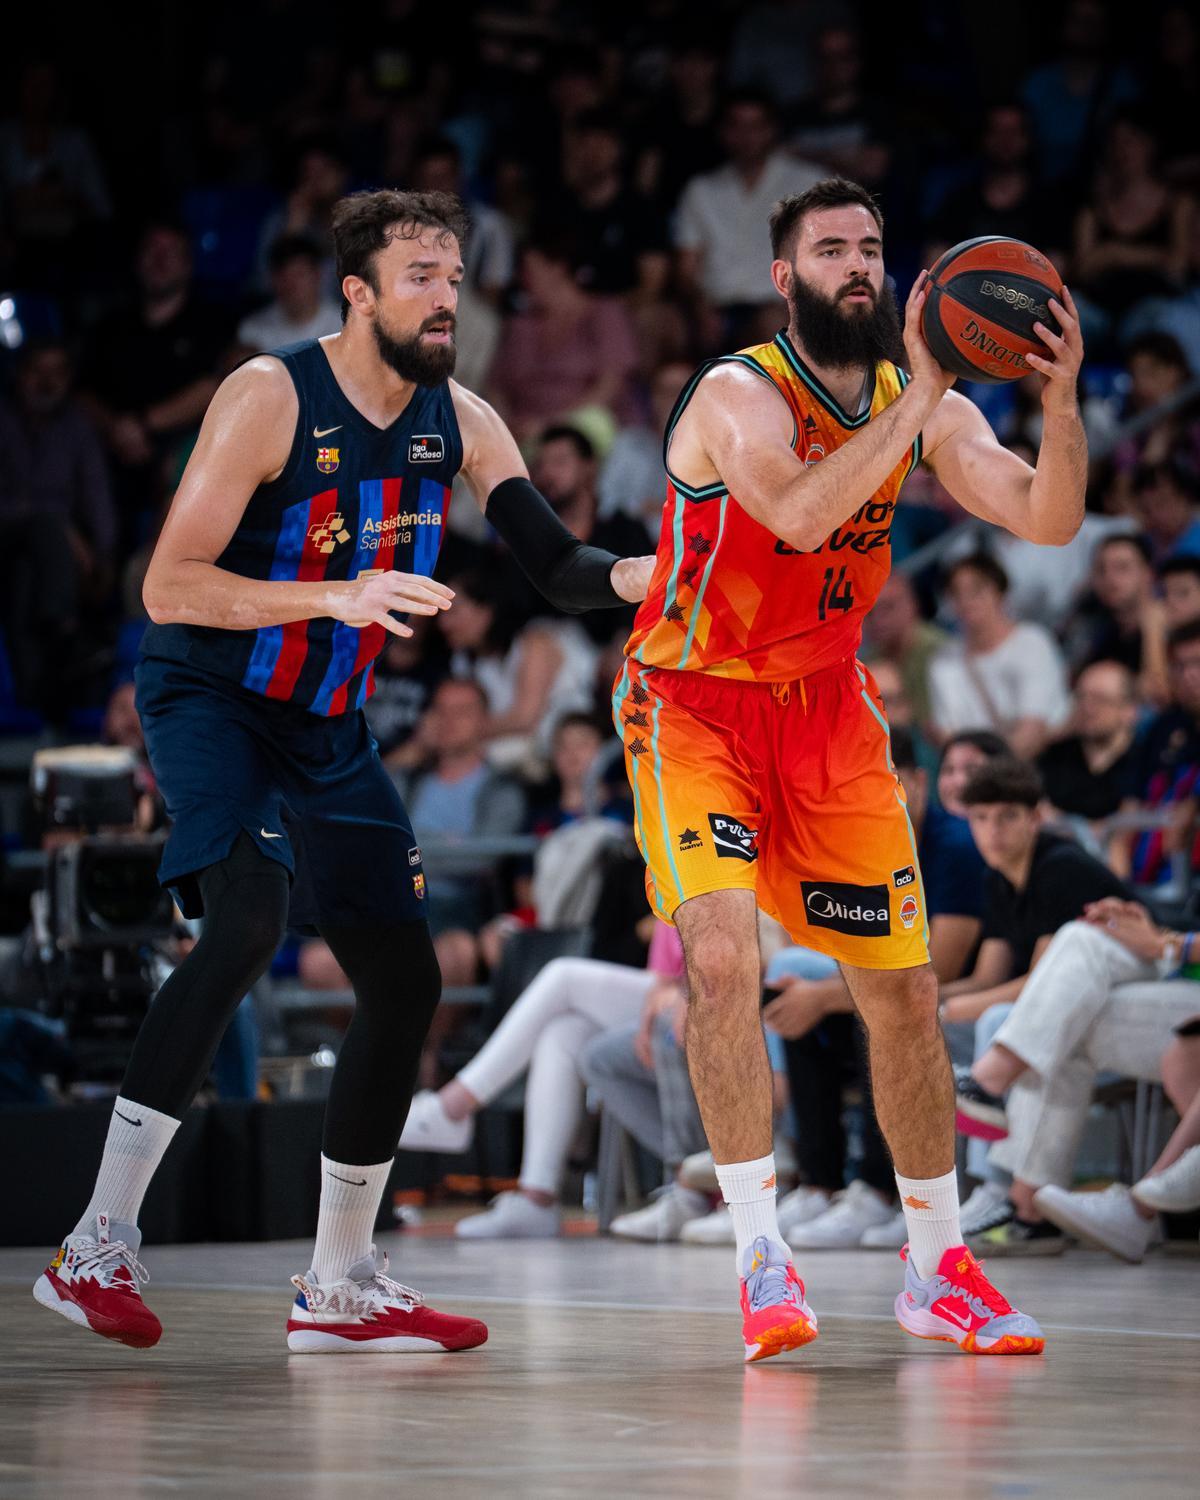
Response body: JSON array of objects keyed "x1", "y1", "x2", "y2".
[
  {"x1": 861, "y1": 967, "x2": 939, "y2": 1037},
  {"x1": 684, "y1": 929, "x2": 757, "y2": 1007}
]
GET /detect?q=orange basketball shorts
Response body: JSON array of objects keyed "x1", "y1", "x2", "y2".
[{"x1": 612, "y1": 655, "x2": 929, "y2": 970}]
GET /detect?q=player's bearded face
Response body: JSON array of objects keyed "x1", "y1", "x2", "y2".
[
  {"x1": 372, "y1": 308, "x2": 458, "y2": 384},
  {"x1": 787, "y1": 270, "x2": 904, "y2": 369}
]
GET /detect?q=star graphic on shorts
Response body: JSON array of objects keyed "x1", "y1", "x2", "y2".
[
  {"x1": 688, "y1": 532, "x2": 712, "y2": 555},
  {"x1": 664, "y1": 602, "x2": 686, "y2": 623},
  {"x1": 630, "y1": 681, "x2": 650, "y2": 705},
  {"x1": 628, "y1": 737, "x2": 648, "y2": 757},
  {"x1": 680, "y1": 565, "x2": 700, "y2": 589},
  {"x1": 623, "y1": 709, "x2": 649, "y2": 728}
]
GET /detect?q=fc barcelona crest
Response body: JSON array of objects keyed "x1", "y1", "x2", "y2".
[
  {"x1": 412, "y1": 872, "x2": 426, "y2": 899},
  {"x1": 316, "y1": 446, "x2": 340, "y2": 474}
]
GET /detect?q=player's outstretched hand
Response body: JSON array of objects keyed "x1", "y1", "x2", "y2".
[
  {"x1": 1026, "y1": 285, "x2": 1083, "y2": 412},
  {"x1": 334, "y1": 571, "x2": 455, "y2": 635},
  {"x1": 902, "y1": 271, "x2": 956, "y2": 397},
  {"x1": 611, "y1": 554, "x2": 656, "y2": 604}
]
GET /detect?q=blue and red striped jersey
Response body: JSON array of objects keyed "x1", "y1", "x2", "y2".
[{"x1": 140, "y1": 339, "x2": 462, "y2": 716}]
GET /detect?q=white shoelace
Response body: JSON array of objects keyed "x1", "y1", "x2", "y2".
[{"x1": 77, "y1": 1240, "x2": 149, "y2": 1288}]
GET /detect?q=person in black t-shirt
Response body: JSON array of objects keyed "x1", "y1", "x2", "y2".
[
  {"x1": 82, "y1": 221, "x2": 233, "y2": 539},
  {"x1": 502, "y1": 425, "x2": 653, "y2": 646},
  {"x1": 938, "y1": 758, "x2": 1129, "y2": 1028},
  {"x1": 1038, "y1": 660, "x2": 1140, "y2": 823}
]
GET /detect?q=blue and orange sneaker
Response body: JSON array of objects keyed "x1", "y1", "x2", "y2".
[
  {"x1": 739, "y1": 1235, "x2": 819, "y2": 1363},
  {"x1": 894, "y1": 1243, "x2": 1044, "y2": 1355}
]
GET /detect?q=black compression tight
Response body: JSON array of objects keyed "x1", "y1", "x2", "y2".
[
  {"x1": 319, "y1": 920, "x2": 441, "y2": 1163},
  {"x1": 121, "y1": 833, "x2": 443, "y2": 1164},
  {"x1": 121, "y1": 833, "x2": 290, "y2": 1115}
]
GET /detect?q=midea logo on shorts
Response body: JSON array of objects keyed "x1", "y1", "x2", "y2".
[{"x1": 805, "y1": 890, "x2": 888, "y2": 925}]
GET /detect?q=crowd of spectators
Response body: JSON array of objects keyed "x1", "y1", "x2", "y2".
[{"x1": 2, "y1": 1, "x2": 1200, "y2": 1257}]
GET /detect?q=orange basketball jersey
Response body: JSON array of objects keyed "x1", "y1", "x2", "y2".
[{"x1": 624, "y1": 331, "x2": 922, "y2": 683}]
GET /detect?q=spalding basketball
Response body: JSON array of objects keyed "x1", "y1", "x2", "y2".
[{"x1": 920, "y1": 236, "x2": 1063, "y2": 384}]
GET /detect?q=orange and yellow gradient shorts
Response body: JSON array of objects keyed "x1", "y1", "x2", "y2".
[{"x1": 612, "y1": 655, "x2": 929, "y2": 971}]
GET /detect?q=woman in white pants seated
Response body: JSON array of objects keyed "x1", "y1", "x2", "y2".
[
  {"x1": 957, "y1": 899, "x2": 1200, "y2": 1257},
  {"x1": 398, "y1": 924, "x2": 685, "y2": 1237}
]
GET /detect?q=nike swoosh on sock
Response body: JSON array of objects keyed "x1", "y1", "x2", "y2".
[
  {"x1": 327, "y1": 1172, "x2": 368, "y2": 1186},
  {"x1": 115, "y1": 1110, "x2": 143, "y2": 1127}
]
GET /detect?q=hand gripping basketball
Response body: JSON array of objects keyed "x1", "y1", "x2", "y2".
[{"x1": 902, "y1": 272, "x2": 957, "y2": 398}]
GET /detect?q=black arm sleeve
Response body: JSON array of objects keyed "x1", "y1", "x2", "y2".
[{"x1": 485, "y1": 477, "x2": 624, "y2": 612}]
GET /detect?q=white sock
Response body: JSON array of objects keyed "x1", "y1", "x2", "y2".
[
  {"x1": 896, "y1": 1167, "x2": 962, "y2": 1278},
  {"x1": 73, "y1": 1096, "x2": 180, "y2": 1236},
  {"x1": 714, "y1": 1153, "x2": 787, "y2": 1267},
  {"x1": 311, "y1": 1156, "x2": 393, "y2": 1284}
]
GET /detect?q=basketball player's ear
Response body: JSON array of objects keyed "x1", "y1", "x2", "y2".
[
  {"x1": 770, "y1": 259, "x2": 791, "y2": 301},
  {"x1": 342, "y1": 274, "x2": 376, "y2": 320}
]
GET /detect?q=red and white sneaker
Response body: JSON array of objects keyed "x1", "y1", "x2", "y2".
[
  {"x1": 33, "y1": 1212, "x2": 161, "y2": 1349},
  {"x1": 286, "y1": 1247, "x2": 489, "y2": 1353},
  {"x1": 739, "y1": 1235, "x2": 819, "y2": 1364},
  {"x1": 894, "y1": 1243, "x2": 1045, "y2": 1355}
]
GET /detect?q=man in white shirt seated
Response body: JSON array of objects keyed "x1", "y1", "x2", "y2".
[
  {"x1": 674, "y1": 89, "x2": 822, "y2": 349},
  {"x1": 929, "y1": 552, "x2": 1071, "y2": 759},
  {"x1": 236, "y1": 233, "x2": 342, "y2": 351}
]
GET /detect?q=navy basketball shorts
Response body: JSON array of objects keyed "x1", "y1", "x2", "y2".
[{"x1": 135, "y1": 656, "x2": 427, "y2": 929}]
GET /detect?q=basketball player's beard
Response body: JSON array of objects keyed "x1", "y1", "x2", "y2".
[
  {"x1": 372, "y1": 316, "x2": 458, "y2": 385},
  {"x1": 786, "y1": 276, "x2": 905, "y2": 371}
]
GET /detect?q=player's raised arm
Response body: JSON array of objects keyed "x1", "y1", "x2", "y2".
[
  {"x1": 451, "y1": 381, "x2": 654, "y2": 607},
  {"x1": 142, "y1": 358, "x2": 454, "y2": 637},
  {"x1": 920, "y1": 286, "x2": 1086, "y2": 546},
  {"x1": 678, "y1": 321, "x2": 948, "y2": 554}
]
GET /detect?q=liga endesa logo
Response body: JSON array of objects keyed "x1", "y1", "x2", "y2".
[{"x1": 801, "y1": 881, "x2": 891, "y2": 937}]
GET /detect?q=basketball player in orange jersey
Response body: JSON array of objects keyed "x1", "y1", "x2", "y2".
[{"x1": 615, "y1": 178, "x2": 1085, "y2": 1361}]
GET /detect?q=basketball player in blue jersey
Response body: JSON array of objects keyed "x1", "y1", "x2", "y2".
[{"x1": 32, "y1": 190, "x2": 653, "y2": 1353}]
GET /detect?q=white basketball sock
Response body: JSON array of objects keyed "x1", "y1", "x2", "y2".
[
  {"x1": 896, "y1": 1167, "x2": 962, "y2": 1278},
  {"x1": 73, "y1": 1096, "x2": 180, "y2": 1236},
  {"x1": 714, "y1": 1152, "x2": 788, "y2": 1268},
  {"x1": 311, "y1": 1156, "x2": 393, "y2": 1284}
]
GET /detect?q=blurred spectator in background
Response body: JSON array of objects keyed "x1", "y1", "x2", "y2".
[
  {"x1": 728, "y1": 0, "x2": 838, "y2": 109},
  {"x1": 927, "y1": 104, "x2": 1058, "y2": 268},
  {"x1": 411, "y1": 134, "x2": 516, "y2": 302},
  {"x1": 929, "y1": 553, "x2": 1071, "y2": 758},
  {"x1": 0, "y1": 60, "x2": 112, "y2": 293},
  {"x1": 82, "y1": 221, "x2": 230, "y2": 542},
  {"x1": 556, "y1": 110, "x2": 670, "y2": 301},
  {"x1": 789, "y1": 25, "x2": 889, "y2": 191},
  {"x1": 1020, "y1": 0, "x2": 1139, "y2": 187},
  {"x1": 1072, "y1": 109, "x2": 1195, "y2": 357},
  {"x1": 1064, "y1": 532, "x2": 1168, "y2": 699},
  {"x1": 635, "y1": 36, "x2": 723, "y2": 212},
  {"x1": 1111, "y1": 619, "x2": 1200, "y2": 888},
  {"x1": 675, "y1": 90, "x2": 821, "y2": 352},
  {"x1": 0, "y1": 341, "x2": 116, "y2": 713},
  {"x1": 299, "y1": 677, "x2": 526, "y2": 1002},
  {"x1": 1148, "y1": 4, "x2": 1200, "y2": 184},
  {"x1": 1160, "y1": 554, "x2": 1200, "y2": 629},
  {"x1": 526, "y1": 711, "x2": 628, "y2": 838},
  {"x1": 486, "y1": 236, "x2": 639, "y2": 442},
  {"x1": 1038, "y1": 660, "x2": 1140, "y2": 824},
  {"x1": 255, "y1": 138, "x2": 350, "y2": 297},
  {"x1": 937, "y1": 729, "x2": 1011, "y2": 816},
  {"x1": 524, "y1": 425, "x2": 651, "y2": 645},
  {"x1": 1131, "y1": 454, "x2": 1200, "y2": 563},
  {"x1": 1107, "y1": 335, "x2": 1200, "y2": 513},
  {"x1": 236, "y1": 233, "x2": 341, "y2": 350},
  {"x1": 938, "y1": 757, "x2": 1128, "y2": 1033},
  {"x1": 0, "y1": 340, "x2": 115, "y2": 603},
  {"x1": 861, "y1": 572, "x2": 948, "y2": 736},
  {"x1": 598, "y1": 358, "x2": 690, "y2": 529},
  {"x1": 363, "y1": 622, "x2": 448, "y2": 767},
  {"x1": 437, "y1": 568, "x2": 598, "y2": 768}
]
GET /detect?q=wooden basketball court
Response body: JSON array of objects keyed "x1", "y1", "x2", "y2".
[{"x1": 2, "y1": 1234, "x2": 1198, "y2": 1497}]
